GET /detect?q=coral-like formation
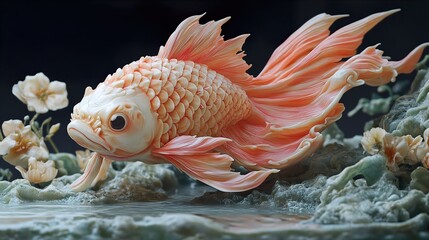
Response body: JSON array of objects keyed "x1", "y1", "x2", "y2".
[
  {"x1": 0, "y1": 168, "x2": 12, "y2": 181},
  {"x1": 410, "y1": 167, "x2": 429, "y2": 193},
  {"x1": 347, "y1": 85, "x2": 399, "y2": 117},
  {"x1": 313, "y1": 154, "x2": 429, "y2": 224},
  {"x1": 381, "y1": 68, "x2": 429, "y2": 136}
]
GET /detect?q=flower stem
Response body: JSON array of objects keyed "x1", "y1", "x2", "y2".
[
  {"x1": 30, "y1": 113, "x2": 40, "y2": 123},
  {"x1": 30, "y1": 113, "x2": 42, "y2": 138},
  {"x1": 40, "y1": 117, "x2": 52, "y2": 137},
  {"x1": 46, "y1": 137, "x2": 59, "y2": 154},
  {"x1": 0, "y1": 131, "x2": 3, "y2": 141}
]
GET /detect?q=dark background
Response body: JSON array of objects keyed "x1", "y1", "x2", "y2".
[{"x1": 0, "y1": 0, "x2": 428, "y2": 170}]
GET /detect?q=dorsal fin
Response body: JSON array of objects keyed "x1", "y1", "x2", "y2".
[{"x1": 157, "y1": 14, "x2": 252, "y2": 84}]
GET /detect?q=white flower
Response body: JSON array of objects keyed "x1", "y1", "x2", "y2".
[
  {"x1": 417, "y1": 128, "x2": 429, "y2": 168},
  {"x1": 15, "y1": 157, "x2": 58, "y2": 184},
  {"x1": 0, "y1": 120, "x2": 49, "y2": 168},
  {"x1": 12, "y1": 72, "x2": 68, "y2": 113},
  {"x1": 75, "y1": 149, "x2": 94, "y2": 172},
  {"x1": 383, "y1": 133, "x2": 422, "y2": 171},
  {"x1": 361, "y1": 127, "x2": 387, "y2": 154}
]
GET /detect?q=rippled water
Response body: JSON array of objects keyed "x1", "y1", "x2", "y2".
[
  {"x1": 0, "y1": 186, "x2": 311, "y2": 239},
  {"x1": 1, "y1": 186, "x2": 427, "y2": 240},
  {"x1": 0, "y1": 186, "x2": 306, "y2": 224}
]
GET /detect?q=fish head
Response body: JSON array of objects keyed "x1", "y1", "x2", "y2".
[{"x1": 67, "y1": 83, "x2": 157, "y2": 161}]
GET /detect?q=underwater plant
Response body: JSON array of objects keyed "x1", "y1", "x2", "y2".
[
  {"x1": 347, "y1": 85, "x2": 399, "y2": 117},
  {"x1": 0, "y1": 73, "x2": 78, "y2": 185}
]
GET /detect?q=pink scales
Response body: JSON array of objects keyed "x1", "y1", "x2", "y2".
[{"x1": 104, "y1": 56, "x2": 252, "y2": 147}]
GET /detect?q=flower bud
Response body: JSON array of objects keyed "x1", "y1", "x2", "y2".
[{"x1": 47, "y1": 123, "x2": 60, "y2": 137}]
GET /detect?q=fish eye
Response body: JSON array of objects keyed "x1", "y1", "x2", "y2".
[{"x1": 109, "y1": 113, "x2": 127, "y2": 131}]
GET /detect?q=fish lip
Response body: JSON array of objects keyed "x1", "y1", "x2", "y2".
[
  {"x1": 67, "y1": 121, "x2": 111, "y2": 152},
  {"x1": 99, "y1": 145, "x2": 151, "y2": 161}
]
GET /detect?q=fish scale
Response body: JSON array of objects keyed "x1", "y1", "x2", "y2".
[{"x1": 105, "y1": 56, "x2": 252, "y2": 146}]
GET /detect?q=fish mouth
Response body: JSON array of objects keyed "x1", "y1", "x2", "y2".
[
  {"x1": 67, "y1": 120, "x2": 112, "y2": 153},
  {"x1": 99, "y1": 146, "x2": 151, "y2": 161}
]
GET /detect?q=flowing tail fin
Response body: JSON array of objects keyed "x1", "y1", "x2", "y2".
[
  {"x1": 157, "y1": 10, "x2": 427, "y2": 192},
  {"x1": 220, "y1": 9, "x2": 428, "y2": 169}
]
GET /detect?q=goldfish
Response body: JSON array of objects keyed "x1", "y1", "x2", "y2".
[{"x1": 67, "y1": 9, "x2": 428, "y2": 192}]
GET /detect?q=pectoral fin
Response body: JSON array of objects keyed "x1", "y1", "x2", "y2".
[
  {"x1": 152, "y1": 135, "x2": 278, "y2": 192},
  {"x1": 70, "y1": 153, "x2": 111, "y2": 192}
]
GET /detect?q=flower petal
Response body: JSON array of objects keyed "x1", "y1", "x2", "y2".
[
  {"x1": 26, "y1": 98, "x2": 49, "y2": 113},
  {"x1": 46, "y1": 94, "x2": 69, "y2": 111},
  {"x1": 27, "y1": 144, "x2": 49, "y2": 161},
  {"x1": 22, "y1": 75, "x2": 47, "y2": 98},
  {"x1": 24, "y1": 159, "x2": 58, "y2": 183},
  {"x1": 48, "y1": 81, "x2": 67, "y2": 94},
  {"x1": 12, "y1": 84, "x2": 27, "y2": 104},
  {"x1": 2, "y1": 119, "x2": 24, "y2": 136},
  {"x1": 0, "y1": 136, "x2": 16, "y2": 155},
  {"x1": 28, "y1": 72, "x2": 50, "y2": 88}
]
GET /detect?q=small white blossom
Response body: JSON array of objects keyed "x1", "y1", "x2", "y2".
[
  {"x1": 417, "y1": 128, "x2": 429, "y2": 168},
  {"x1": 383, "y1": 134, "x2": 422, "y2": 171},
  {"x1": 12, "y1": 72, "x2": 68, "y2": 113},
  {"x1": 0, "y1": 120, "x2": 49, "y2": 168},
  {"x1": 361, "y1": 127, "x2": 387, "y2": 155},
  {"x1": 15, "y1": 157, "x2": 58, "y2": 184}
]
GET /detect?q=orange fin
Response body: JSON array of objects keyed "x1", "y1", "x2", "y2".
[
  {"x1": 157, "y1": 14, "x2": 252, "y2": 84},
  {"x1": 249, "y1": 9, "x2": 402, "y2": 95},
  {"x1": 152, "y1": 136, "x2": 278, "y2": 192},
  {"x1": 258, "y1": 12, "x2": 348, "y2": 79},
  {"x1": 70, "y1": 153, "x2": 111, "y2": 192},
  {"x1": 220, "y1": 10, "x2": 428, "y2": 170}
]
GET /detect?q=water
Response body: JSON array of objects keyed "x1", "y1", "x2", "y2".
[
  {"x1": 0, "y1": 186, "x2": 313, "y2": 240},
  {"x1": 0, "y1": 186, "x2": 306, "y2": 224},
  {"x1": 1, "y1": 186, "x2": 427, "y2": 240}
]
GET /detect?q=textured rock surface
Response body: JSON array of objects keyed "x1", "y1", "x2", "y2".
[
  {"x1": 313, "y1": 155, "x2": 429, "y2": 224},
  {"x1": 0, "y1": 162, "x2": 177, "y2": 204},
  {"x1": 381, "y1": 68, "x2": 429, "y2": 136},
  {"x1": 0, "y1": 209, "x2": 428, "y2": 240}
]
